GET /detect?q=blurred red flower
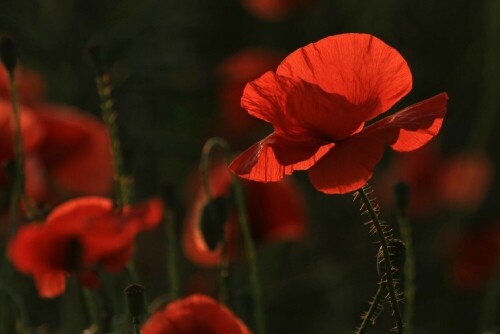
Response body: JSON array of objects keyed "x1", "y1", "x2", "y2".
[
  {"x1": 451, "y1": 224, "x2": 500, "y2": 291},
  {"x1": 0, "y1": 66, "x2": 113, "y2": 204},
  {"x1": 183, "y1": 163, "x2": 306, "y2": 267},
  {"x1": 8, "y1": 196, "x2": 164, "y2": 298},
  {"x1": 142, "y1": 294, "x2": 251, "y2": 334},
  {"x1": 374, "y1": 146, "x2": 493, "y2": 216},
  {"x1": 230, "y1": 33, "x2": 448, "y2": 194},
  {"x1": 216, "y1": 49, "x2": 283, "y2": 140},
  {"x1": 242, "y1": 0, "x2": 314, "y2": 21}
]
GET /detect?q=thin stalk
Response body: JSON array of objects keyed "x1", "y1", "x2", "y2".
[
  {"x1": 165, "y1": 207, "x2": 179, "y2": 300},
  {"x1": 202, "y1": 137, "x2": 266, "y2": 334},
  {"x1": 0, "y1": 65, "x2": 25, "y2": 334},
  {"x1": 356, "y1": 282, "x2": 386, "y2": 334},
  {"x1": 6, "y1": 71, "x2": 24, "y2": 239},
  {"x1": 95, "y1": 72, "x2": 130, "y2": 208},
  {"x1": 358, "y1": 187, "x2": 403, "y2": 333},
  {"x1": 216, "y1": 238, "x2": 229, "y2": 305},
  {"x1": 83, "y1": 288, "x2": 102, "y2": 334},
  {"x1": 200, "y1": 139, "x2": 230, "y2": 305},
  {"x1": 396, "y1": 214, "x2": 415, "y2": 334}
]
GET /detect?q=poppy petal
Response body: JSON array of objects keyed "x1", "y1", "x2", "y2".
[
  {"x1": 308, "y1": 136, "x2": 386, "y2": 194},
  {"x1": 277, "y1": 33, "x2": 412, "y2": 121},
  {"x1": 46, "y1": 196, "x2": 113, "y2": 225},
  {"x1": 34, "y1": 271, "x2": 66, "y2": 298},
  {"x1": 308, "y1": 93, "x2": 447, "y2": 194},
  {"x1": 363, "y1": 92, "x2": 448, "y2": 151},
  {"x1": 142, "y1": 294, "x2": 251, "y2": 334},
  {"x1": 230, "y1": 132, "x2": 333, "y2": 182}
]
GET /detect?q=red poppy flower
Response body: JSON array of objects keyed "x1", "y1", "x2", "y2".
[
  {"x1": 183, "y1": 163, "x2": 306, "y2": 267},
  {"x1": 8, "y1": 196, "x2": 164, "y2": 298},
  {"x1": 0, "y1": 66, "x2": 113, "y2": 203},
  {"x1": 142, "y1": 294, "x2": 251, "y2": 334},
  {"x1": 230, "y1": 33, "x2": 448, "y2": 194},
  {"x1": 32, "y1": 104, "x2": 114, "y2": 197},
  {"x1": 451, "y1": 224, "x2": 500, "y2": 291},
  {"x1": 242, "y1": 0, "x2": 314, "y2": 21}
]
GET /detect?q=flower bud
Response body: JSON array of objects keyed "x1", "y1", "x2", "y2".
[
  {"x1": 200, "y1": 196, "x2": 230, "y2": 250},
  {"x1": 125, "y1": 284, "x2": 145, "y2": 322}
]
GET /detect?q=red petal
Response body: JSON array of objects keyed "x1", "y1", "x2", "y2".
[
  {"x1": 125, "y1": 197, "x2": 165, "y2": 230},
  {"x1": 142, "y1": 294, "x2": 251, "y2": 334},
  {"x1": 245, "y1": 178, "x2": 307, "y2": 241},
  {"x1": 34, "y1": 104, "x2": 114, "y2": 195},
  {"x1": 277, "y1": 33, "x2": 412, "y2": 121},
  {"x1": 242, "y1": 73, "x2": 366, "y2": 141},
  {"x1": 308, "y1": 135, "x2": 386, "y2": 194},
  {"x1": 364, "y1": 93, "x2": 448, "y2": 152},
  {"x1": 34, "y1": 271, "x2": 66, "y2": 298},
  {"x1": 308, "y1": 93, "x2": 447, "y2": 194},
  {"x1": 230, "y1": 132, "x2": 333, "y2": 182},
  {"x1": 46, "y1": 196, "x2": 113, "y2": 226},
  {"x1": 8, "y1": 224, "x2": 45, "y2": 274}
]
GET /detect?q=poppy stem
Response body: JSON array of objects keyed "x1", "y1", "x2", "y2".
[
  {"x1": 201, "y1": 137, "x2": 266, "y2": 334},
  {"x1": 5, "y1": 66, "x2": 24, "y2": 240},
  {"x1": 358, "y1": 187, "x2": 403, "y2": 334},
  {"x1": 89, "y1": 46, "x2": 131, "y2": 209},
  {"x1": 82, "y1": 288, "x2": 103, "y2": 334},
  {"x1": 200, "y1": 138, "x2": 230, "y2": 306},
  {"x1": 356, "y1": 282, "x2": 386, "y2": 334},
  {"x1": 0, "y1": 37, "x2": 30, "y2": 334},
  {"x1": 165, "y1": 206, "x2": 179, "y2": 300}
]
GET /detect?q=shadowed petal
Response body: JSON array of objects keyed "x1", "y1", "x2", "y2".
[
  {"x1": 230, "y1": 132, "x2": 333, "y2": 182},
  {"x1": 277, "y1": 33, "x2": 412, "y2": 121},
  {"x1": 308, "y1": 93, "x2": 447, "y2": 194},
  {"x1": 308, "y1": 136, "x2": 386, "y2": 194}
]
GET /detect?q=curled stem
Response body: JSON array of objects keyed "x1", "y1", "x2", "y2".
[
  {"x1": 358, "y1": 187, "x2": 403, "y2": 333},
  {"x1": 201, "y1": 137, "x2": 266, "y2": 334}
]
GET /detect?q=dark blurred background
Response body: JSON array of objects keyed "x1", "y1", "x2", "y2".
[{"x1": 1, "y1": 0, "x2": 499, "y2": 333}]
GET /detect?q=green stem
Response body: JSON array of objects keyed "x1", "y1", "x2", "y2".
[
  {"x1": 358, "y1": 187, "x2": 403, "y2": 334},
  {"x1": 356, "y1": 282, "x2": 386, "y2": 334},
  {"x1": 83, "y1": 288, "x2": 102, "y2": 334},
  {"x1": 0, "y1": 68, "x2": 25, "y2": 334},
  {"x1": 396, "y1": 213, "x2": 415, "y2": 334},
  {"x1": 165, "y1": 207, "x2": 179, "y2": 300},
  {"x1": 200, "y1": 139, "x2": 230, "y2": 305},
  {"x1": 6, "y1": 72, "x2": 24, "y2": 239},
  {"x1": 201, "y1": 137, "x2": 266, "y2": 334},
  {"x1": 216, "y1": 238, "x2": 229, "y2": 305},
  {"x1": 95, "y1": 72, "x2": 130, "y2": 208}
]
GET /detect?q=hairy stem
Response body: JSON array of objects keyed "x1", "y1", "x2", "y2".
[
  {"x1": 356, "y1": 282, "x2": 386, "y2": 334},
  {"x1": 358, "y1": 187, "x2": 403, "y2": 333}
]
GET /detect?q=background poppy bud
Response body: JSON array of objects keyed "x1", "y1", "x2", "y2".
[
  {"x1": 393, "y1": 181, "x2": 411, "y2": 216},
  {"x1": 377, "y1": 238, "x2": 406, "y2": 280},
  {"x1": 200, "y1": 196, "x2": 231, "y2": 250},
  {"x1": 125, "y1": 284, "x2": 145, "y2": 322},
  {"x1": 0, "y1": 35, "x2": 17, "y2": 73}
]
